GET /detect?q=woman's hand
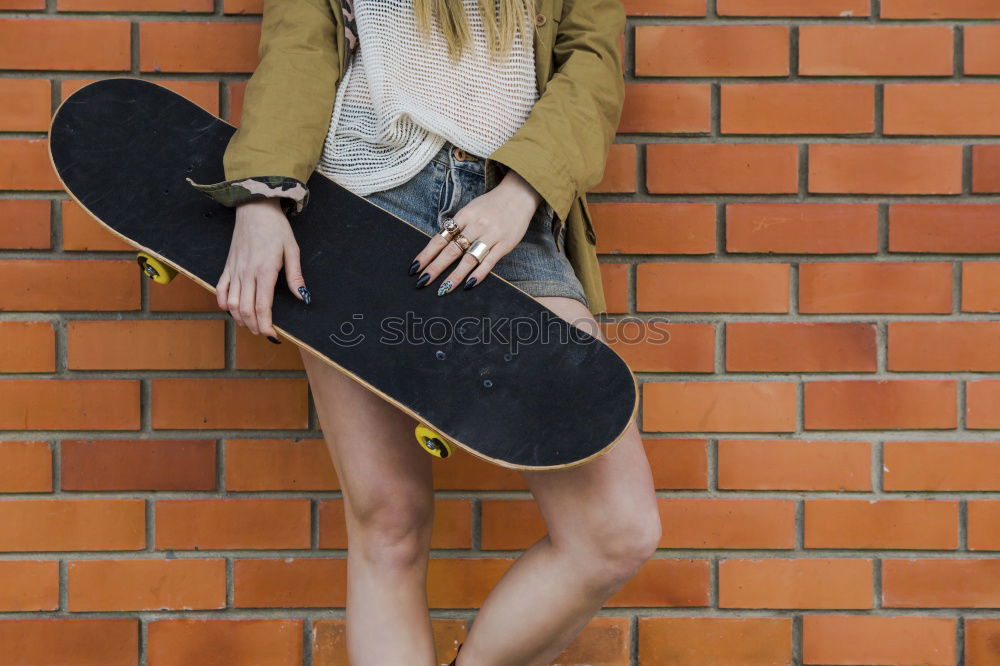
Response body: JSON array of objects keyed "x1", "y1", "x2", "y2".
[
  {"x1": 216, "y1": 198, "x2": 310, "y2": 338},
  {"x1": 410, "y1": 169, "x2": 543, "y2": 294}
]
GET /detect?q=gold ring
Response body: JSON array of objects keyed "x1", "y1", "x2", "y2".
[
  {"x1": 452, "y1": 234, "x2": 472, "y2": 252},
  {"x1": 466, "y1": 240, "x2": 490, "y2": 264},
  {"x1": 438, "y1": 218, "x2": 459, "y2": 242}
]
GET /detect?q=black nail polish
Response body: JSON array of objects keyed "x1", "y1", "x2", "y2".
[
  {"x1": 463, "y1": 277, "x2": 477, "y2": 290},
  {"x1": 408, "y1": 260, "x2": 421, "y2": 276},
  {"x1": 266, "y1": 335, "x2": 281, "y2": 345},
  {"x1": 415, "y1": 273, "x2": 430, "y2": 288},
  {"x1": 297, "y1": 286, "x2": 311, "y2": 305}
]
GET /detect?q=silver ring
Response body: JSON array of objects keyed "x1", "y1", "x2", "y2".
[
  {"x1": 438, "y1": 217, "x2": 459, "y2": 241},
  {"x1": 466, "y1": 240, "x2": 491, "y2": 264}
]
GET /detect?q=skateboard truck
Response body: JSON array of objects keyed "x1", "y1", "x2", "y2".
[
  {"x1": 136, "y1": 252, "x2": 178, "y2": 285},
  {"x1": 414, "y1": 424, "x2": 454, "y2": 459}
]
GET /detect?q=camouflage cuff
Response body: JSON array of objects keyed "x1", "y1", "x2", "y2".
[{"x1": 185, "y1": 175, "x2": 310, "y2": 218}]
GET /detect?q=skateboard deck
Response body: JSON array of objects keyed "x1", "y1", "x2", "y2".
[{"x1": 48, "y1": 78, "x2": 637, "y2": 470}]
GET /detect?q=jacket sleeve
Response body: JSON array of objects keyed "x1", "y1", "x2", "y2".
[
  {"x1": 186, "y1": 0, "x2": 342, "y2": 218},
  {"x1": 487, "y1": 0, "x2": 626, "y2": 223}
]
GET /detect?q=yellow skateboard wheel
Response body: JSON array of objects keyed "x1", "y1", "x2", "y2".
[
  {"x1": 136, "y1": 252, "x2": 177, "y2": 284},
  {"x1": 414, "y1": 424, "x2": 453, "y2": 459}
]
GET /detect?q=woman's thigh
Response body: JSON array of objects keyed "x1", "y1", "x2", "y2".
[
  {"x1": 298, "y1": 348, "x2": 435, "y2": 526},
  {"x1": 519, "y1": 296, "x2": 658, "y2": 552}
]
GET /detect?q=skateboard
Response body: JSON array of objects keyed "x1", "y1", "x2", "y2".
[{"x1": 48, "y1": 78, "x2": 637, "y2": 470}]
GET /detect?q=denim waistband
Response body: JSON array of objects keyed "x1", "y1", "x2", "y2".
[{"x1": 431, "y1": 140, "x2": 484, "y2": 176}]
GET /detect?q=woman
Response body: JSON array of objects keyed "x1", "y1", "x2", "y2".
[{"x1": 189, "y1": 1, "x2": 660, "y2": 664}]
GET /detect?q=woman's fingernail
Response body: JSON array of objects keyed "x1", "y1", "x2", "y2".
[
  {"x1": 297, "y1": 286, "x2": 311, "y2": 305},
  {"x1": 437, "y1": 279, "x2": 453, "y2": 296},
  {"x1": 266, "y1": 335, "x2": 281, "y2": 345},
  {"x1": 408, "y1": 260, "x2": 420, "y2": 276},
  {"x1": 463, "y1": 277, "x2": 477, "y2": 290},
  {"x1": 415, "y1": 273, "x2": 430, "y2": 288}
]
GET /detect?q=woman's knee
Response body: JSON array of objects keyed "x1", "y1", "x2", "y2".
[
  {"x1": 570, "y1": 503, "x2": 661, "y2": 585},
  {"x1": 345, "y1": 494, "x2": 435, "y2": 569}
]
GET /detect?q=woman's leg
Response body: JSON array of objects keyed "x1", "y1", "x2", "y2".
[
  {"x1": 299, "y1": 347, "x2": 438, "y2": 665},
  {"x1": 456, "y1": 296, "x2": 662, "y2": 666}
]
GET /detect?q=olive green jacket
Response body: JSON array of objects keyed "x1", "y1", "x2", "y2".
[{"x1": 188, "y1": 0, "x2": 625, "y2": 314}]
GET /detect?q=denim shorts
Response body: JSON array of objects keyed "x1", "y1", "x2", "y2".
[{"x1": 361, "y1": 140, "x2": 589, "y2": 307}]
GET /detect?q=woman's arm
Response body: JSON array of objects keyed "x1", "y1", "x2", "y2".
[
  {"x1": 488, "y1": 0, "x2": 626, "y2": 223},
  {"x1": 187, "y1": 0, "x2": 343, "y2": 217}
]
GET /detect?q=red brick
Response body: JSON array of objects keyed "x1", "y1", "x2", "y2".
[
  {"x1": 804, "y1": 380, "x2": 957, "y2": 430},
  {"x1": 61, "y1": 439, "x2": 217, "y2": 491},
  {"x1": 962, "y1": 262, "x2": 1000, "y2": 313},
  {"x1": 0, "y1": 561, "x2": 58, "y2": 611},
  {"x1": 0, "y1": 79, "x2": 50, "y2": 131},
  {"x1": 648, "y1": 143, "x2": 798, "y2": 194},
  {"x1": 223, "y1": 0, "x2": 260, "y2": 12},
  {"x1": 149, "y1": 273, "x2": 220, "y2": 312},
  {"x1": 967, "y1": 381, "x2": 1000, "y2": 429},
  {"x1": 604, "y1": 321, "x2": 715, "y2": 373},
  {"x1": 882, "y1": 0, "x2": 1000, "y2": 18},
  {"x1": 639, "y1": 617, "x2": 792, "y2": 665},
  {"x1": 726, "y1": 322, "x2": 877, "y2": 372},
  {"x1": 147, "y1": 619, "x2": 302, "y2": 666},
  {"x1": 890, "y1": 204, "x2": 1000, "y2": 253},
  {"x1": 234, "y1": 558, "x2": 345, "y2": 608},
  {"x1": 68, "y1": 320, "x2": 224, "y2": 370},
  {"x1": 225, "y1": 438, "x2": 336, "y2": 491},
  {"x1": 802, "y1": 615, "x2": 957, "y2": 665},
  {"x1": 659, "y1": 499, "x2": 795, "y2": 548},
  {"x1": 140, "y1": 22, "x2": 260, "y2": 73},
  {"x1": 718, "y1": 439, "x2": 872, "y2": 491},
  {"x1": 589, "y1": 143, "x2": 635, "y2": 193},
  {"x1": 0, "y1": 619, "x2": 138, "y2": 666},
  {"x1": 624, "y1": 0, "x2": 705, "y2": 15},
  {"x1": 62, "y1": 79, "x2": 220, "y2": 116},
  {"x1": 643, "y1": 438, "x2": 709, "y2": 490},
  {"x1": 637, "y1": 262, "x2": 790, "y2": 313},
  {"x1": 799, "y1": 262, "x2": 953, "y2": 314},
  {"x1": 427, "y1": 558, "x2": 512, "y2": 608},
  {"x1": 965, "y1": 26, "x2": 1000, "y2": 75},
  {"x1": 151, "y1": 378, "x2": 308, "y2": 429},
  {"x1": 312, "y1": 617, "x2": 473, "y2": 666},
  {"x1": 606, "y1": 559, "x2": 711, "y2": 607},
  {"x1": 59, "y1": 0, "x2": 212, "y2": 10},
  {"x1": 719, "y1": 0, "x2": 869, "y2": 15},
  {"x1": 886, "y1": 84, "x2": 1000, "y2": 135},
  {"x1": 805, "y1": 499, "x2": 959, "y2": 549},
  {"x1": 430, "y1": 447, "x2": 527, "y2": 491},
  {"x1": 889, "y1": 322, "x2": 1000, "y2": 371},
  {"x1": 965, "y1": 618, "x2": 1000, "y2": 666},
  {"x1": 0, "y1": 20, "x2": 130, "y2": 70},
  {"x1": 799, "y1": 25, "x2": 953, "y2": 76},
  {"x1": 600, "y1": 263, "x2": 629, "y2": 314},
  {"x1": 591, "y1": 203, "x2": 715, "y2": 255},
  {"x1": 722, "y1": 84, "x2": 874, "y2": 134},
  {"x1": 719, "y1": 558, "x2": 873, "y2": 609},
  {"x1": 0, "y1": 441, "x2": 52, "y2": 493},
  {"x1": 972, "y1": 145, "x2": 1000, "y2": 193},
  {"x1": 235, "y1": 325, "x2": 304, "y2": 370},
  {"x1": 155, "y1": 499, "x2": 311, "y2": 550},
  {"x1": 0, "y1": 321, "x2": 55, "y2": 373},
  {"x1": 61, "y1": 200, "x2": 131, "y2": 251},
  {"x1": 809, "y1": 144, "x2": 962, "y2": 194},
  {"x1": 0, "y1": 139, "x2": 62, "y2": 190},
  {"x1": 68, "y1": 558, "x2": 225, "y2": 611},
  {"x1": 883, "y1": 558, "x2": 1000, "y2": 608},
  {"x1": 0, "y1": 259, "x2": 140, "y2": 311},
  {"x1": 644, "y1": 381, "x2": 797, "y2": 432},
  {"x1": 636, "y1": 25, "x2": 789, "y2": 77},
  {"x1": 0, "y1": 499, "x2": 144, "y2": 551},
  {"x1": 0, "y1": 380, "x2": 140, "y2": 430},
  {"x1": 968, "y1": 501, "x2": 1000, "y2": 551},
  {"x1": 0, "y1": 0, "x2": 44, "y2": 7},
  {"x1": 885, "y1": 441, "x2": 1000, "y2": 492},
  {"x1": 727, "y1": 203, "x2": 878, "y2": 254},
  {"x1": 619, "y1": 83, "x2": 710, "y2": 134},
  {"x1": 0, "y1": 200, "x2": 49, "y2": 249}
]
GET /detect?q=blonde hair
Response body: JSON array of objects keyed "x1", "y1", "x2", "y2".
[{"x1": 414, "y1": 0, "x2": 536, "y2": 62}]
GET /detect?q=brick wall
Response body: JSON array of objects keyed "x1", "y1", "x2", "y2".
[{"x1": 2, "y1": 0, "x2": 999, "y2": 664}]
